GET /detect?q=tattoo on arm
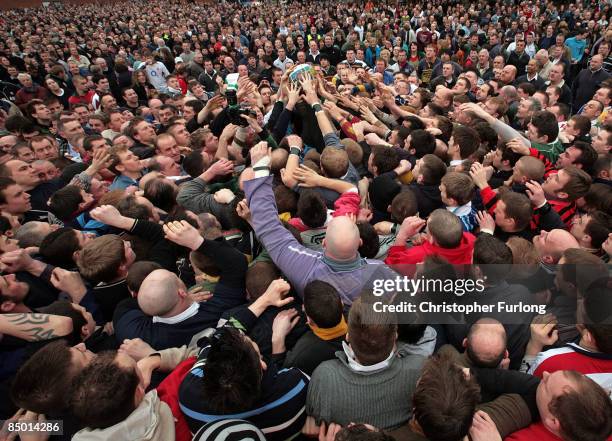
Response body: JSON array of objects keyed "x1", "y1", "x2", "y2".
[{"x1": 1, "y1": 314, "x2": 61, "y2": 341}]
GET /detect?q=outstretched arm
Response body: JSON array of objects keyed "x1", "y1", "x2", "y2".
[{"x1": 0, "y1": 313, "x2": 73, "y2": 342}]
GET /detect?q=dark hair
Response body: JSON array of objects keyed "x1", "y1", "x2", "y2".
[
  {"x1": 551, "y1": 102, "x2": 570, "y2": 120},
  {"x1": 584, "y1": 211, "x2": 612, "y2": 249},
  {"x1": 335, "y1": 425, "x2": 395, "y2": 441},
  {"x1": 303, "y1": 280, "x2": 343, "y2": 328},
  {"x1": 117, "y1": 195, "x2": 151, "y2": 220},
  {"x1": 48, "y1": 185, "x2": 84, "y2": 221},
  {"x1": 530, "y1": 110, "x2": 559, "y2": 143},
  {"x1": 357, "y1": 221, "x2": 380, "y2": 258},
  {"x1": 571, "y1": 141, "x2": 598, "y2": 174},
  {"x1": 517, "y1": 82, "x2": 536, "y2": 96},
  {"x1": 583, "y1": 183, "x2": 612, "y2": 214},
  {"x1": 40, "y1": 227, "x2": 81, "y2": 268},
  {"x1": 71, "y1": 351, "x2": 140, "y2": 429},
  {"x1": 452, "y1": 126, "x2": 481, "y2": 159},
  {"x1": 409, "y1": 129, "x2": 436, "y2": 158},
  {"x1": 500, "y1": 191, "x2": 533, "y2": 231},
  {"x1": 413, "y1": 354, "x2": 481, "y2": 441},
  {"x1": 391, "y1": 190, "x2": 418, "y2": 223},
  {"x1": 473, "y1": 234, "x2": 512, "y2": 283},
  {"x1": 419, "y1": 154, "x2": 447, "y2": 185},
  {"x1": 182, "y1": 150, "x2": 207, "y2": 177},
  {"x1": 441, "y1": 172, "x2": 475, "y2": 205},
  {"x1": 498, "y1": 144, "x2": 522, "y2": 167},
  {"x1": 583, "y1": 277, "x2": 612, "y2": 353},
  {"x1": 126, "y1": 261, "x2": 162, "y2": 293},
  {"x1": 549, "y1": 371, "x2": 612, "y2": 441},
  {"x1": 144, "y1": 178, "x2": 177, "y2": 213},
  {"x1": 348, "y1": 297, "x2": 397, "y2": 365},
  {"x1": 274, "y1": 185, "x2": 298, "y2": 216},
  {"x1": 11, "y1": 340, "x2": 75, "y2": 414},
  {"x1": 201, "y1": 327, "x2": 262, "y2": 413},
  {"x1": 371, "y1": 146, "x2": 400, "y2": 175},
  {"x1": 0, "y1": 177, "x2": 16, "y2": 204},
  {"x1": 570, "y1": 115, "x2": 592, "y2": 138},
  {"x1": 297, "y1": 190, "x2": 327, "y2": 228},
  {"x1": 245, "y1": 262, "x2": 280, "y2": 300},
  {"x1": 472, "y1": 122, "x2": 499, "y2": 151}
]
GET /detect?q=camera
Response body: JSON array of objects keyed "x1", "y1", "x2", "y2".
[{"x1": 225, "y1": 89, "x2": 256, "y2": 126}]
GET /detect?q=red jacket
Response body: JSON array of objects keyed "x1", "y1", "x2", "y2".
[
  {"x1": 506, "y1": 422, "x2": 612, "y2": 441},
  {"x1": 385, "y1": 232, "x2": 476, "y2": 265}
]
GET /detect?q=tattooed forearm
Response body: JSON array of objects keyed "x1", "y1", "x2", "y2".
[
  {"x1": 0, "y1": 313, "x2": 72, "y2": 342},
  {"x1": 4, "y1": 313, "x2": 51, "y2": 326}
]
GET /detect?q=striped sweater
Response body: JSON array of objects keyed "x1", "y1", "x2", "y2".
[{"x1": 179, "y1": 308, "x2": 309, "y2": 441}]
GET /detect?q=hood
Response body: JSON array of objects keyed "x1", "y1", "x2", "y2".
[
  {"x1": 421, "y1": 232, "x2": 475, "y2": 263},
  {"x1": 73, "y1": 391, "x2": 175, "y2": 441}
]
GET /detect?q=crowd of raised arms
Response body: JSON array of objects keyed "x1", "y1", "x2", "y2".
[{"x1": 0, "y1": 0, "x2": 611, "y2": 440}]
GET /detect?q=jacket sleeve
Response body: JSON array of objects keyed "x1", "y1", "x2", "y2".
[
  {"x1": 272, "y1": 108, "x2": 293, "y2": 142},
  {"x1": 176, "y1": 177, "x2": 225, "y2": 216},
  {"x1": 332, "y1": 189, "x2": 360, "y2": 217},
  {"x1": 244, "y1": 176, "x2": 319, "y2": 296},
  {"x1": 477, "y1": 394, "x2": 533, "y2": 438},
  {"x1": 479, "y1": 186, "x2": 499, "y2": 215},
  {"x1": 113, "y1": 297, "x2": 153, "y2": 343},
  {"x1": 195, "y1": 237, "x2": 248, "y2": 290},
  {"x1": 471, "y1": 367, "x2": 540, "y2": 422}
]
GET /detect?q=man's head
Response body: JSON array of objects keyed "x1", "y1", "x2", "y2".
[
  {"x1": 412, "y1": 354, "x2": 480, "y2": 441},
  {"x1": 154, "y1": 133, "x2": 181, "y2": 163},
  {"x1": 71, "y1": 351, "x2": 144, "y2": 430},
  {"x1": 582, "y1": 100, "x2": 604, "y2": 121},
  {"x1": 439, "y1": 172, "x2": 474, "y2": 207},
  {"x1": 535, "y1": 370, "x2": 612, "y2": 439},
  {"x1": 127, "y1": 118, "x2": 156, "y2": 145},
  {"x1": 464, "y1": 318, "x2": 508, "y2": 368},
  {"x1": 542, "y1": 166, "x2": 592, "y2": 202},
  {"x1": 109, "y1": 145, "x2": 143, "y2": 176},
  {"x1": 303, "y1": 280, "x2": 344, "y2": 329},
  {"x1": 58, "y1": 118, "x2": 85, "y2": 142},
  {"x1": 570, "y1": 211, "x2": 612, "y2": 250},
  {"x1": 549, "y1": 64, "x2": 565, "y2": 84},
  {"x1": 323, "y1": 216, "x2": 361, "y2": 261},
  {"x1": 527, "y1": 110, "x2": 558, "y2": 144},
  {"x1": 533, "y1": 229, "x2": 580, "y2": 264},
  {"x1": 556, "y1": 141, "x2": 597, "y2": 172},
  {"x1": 448, "y1": 126, "x2": 480, "y2": 160},
  {"x1": 77, "y1": 234, "x2": 135, "y2": 282},
  {"x1": 29, "y1": 136, "x2": 58, "y2": 161},
  {"x1": 11, "y1": 340, "x2": 95, "y2": 414},
  {"x1": 0, "y1": 177, "x2": 32, "y2": 215},
  {"x1": 493, "y1": 191, "x2": 533, "y2": 232},
  {"x1": 48, "y1": 185, "x2": 94, "y2": 221},
  {"x1": 412, "y1": 154, "x2": 446, "y2": 186},
  {"x1": 500, "y1": 65, "x2": 517, "y2": 84},
  {"x1": 137, "y1": 269, "x2": 191, "y2": 317},
  {"x1": 347, "y1": 297, "x2": 397, "y2": 365}
]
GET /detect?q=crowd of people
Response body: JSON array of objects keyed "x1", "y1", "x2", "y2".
[{"x1": 0, "y1": 0, "x2": 611, "y2": 440}]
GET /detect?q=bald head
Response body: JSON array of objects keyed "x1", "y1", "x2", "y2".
[
  {"x1": 137, "y1": 269, "x2": 186, "y2": 317},
  {"x1": 534, "y1": 229, "x2": 580, "y2": 264},
  {"x1": 466, "y1": 318, "x2": 507, "y2": 368},
  {"x1": 324, "y1": 216, "x2": 361, "y2": 260}
]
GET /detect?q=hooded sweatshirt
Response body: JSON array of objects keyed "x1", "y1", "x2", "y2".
[
  {"x1": 72, "y1": 390, "x2": 175, "y2": 441},
  {"x1": 385, "y1": 232, "x2": 476, "y2": 265}
]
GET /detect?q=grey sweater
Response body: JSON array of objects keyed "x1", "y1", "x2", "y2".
[{"x1": 306, "y1": 344, "x2": 425, "y2": 429}]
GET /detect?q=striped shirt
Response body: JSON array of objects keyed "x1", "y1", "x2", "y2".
[{"x1": 179, "y1": 309, "x2": 309, "y2": 440}]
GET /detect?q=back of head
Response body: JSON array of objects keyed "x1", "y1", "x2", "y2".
[
  {"x1": 441, "y1": 172, "x2": 475, "y2": 206},
  {"x1": 325, "y1": 216, "x2": 361, "y2": 261},
  {"x1": 391, "y1": 190, "x2": 418, "y2": 223},
  {"x1": 15, "y1": 221, "x2": 49, "y2": 248},
  {"x1": 410, "y1": 129, "x2": 436, "y2": 157},
  {"x1": 126, "y1": 261, "x2": 163, "y2": 294},
  {"x1": 48, "y1": 185, "x2": 83, "y2": 221},
  {"x1": 517, "y1": 156, "x2": 545, "y2": 181},
  {"x1": 320, "y1": 146, "x2": 349, "y2": 178},
  {"x1": 77, "y1": 234, "x2": 125, "y2": 282},
  {"x1": 357, "y1": 221, "x2": 380, "y2": 258},
  {"x1": 137, "y1": 269, "x2": 181, "y2": 316},
  {"x1": 11, "y1": 340, "x2": 74, "y2": 414},
  {"x1": 466, "y1": 318, "x2": 507, "y2": 368},
  {"x1": 40, "y1": 227, "x2": 81, "y2": 268},
  {"x1": 412, "y1": 353, "x2": 481, "y2": 441},
  {"x1": 70, "y1": 352, "x2": 140, "y2": 430},
  {"x1": 549, "y1": 371, "x2": 612, "y2": 441},
  {"x1": 144, "y1": 177, "x2": 177, "y2": 213},
  {"x1": 473, "y1": 234, "x2": 512, "y2": 283},
  {"x1": 419, "y1": 154, "x2": 447, "y2": 185},
  {"x1": 297, "y1": 190, "x2": 327, "y2": 228},
  {"x1": 341, "y1": 138, "x2": 364, "y2": 166},
  {"x1": 531, "y1": 110, "x2": 559, "y2": 143},
  {"x1": 202, "y1": 327, "x2": 262, "y2": 414},
  {"x1": 245, "y1": 262, "x2": 280, "y2": 301},
  {"x1": 348, "y1": 297, "x2": 398, "y2": 365},
  {"x1": 427, "y1": 209, "x2": 463, "y2": 249},
  {"x1": 304, "y1": 280, "x2": 344, "y2": 328},
  {"x1": 452, "y1": 125, "x2": 481, "y2": 159},
  {"x1": 500, "y1": 191, "x2": 533, "y2": 231},
  {"x1": 335, "y1": 425, "x2": 395, "y2": 441}
]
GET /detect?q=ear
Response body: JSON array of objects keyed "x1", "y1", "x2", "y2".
[
  {"x1": 322, "y1": 237, "x2": 327, "y2": 250},
  {"x1": 556, "y1": 191, "x2": 569, "y2": 200},
  {"x1": 409, "y1": 147, "x2": 416, "y2": 155},
  {"x1": 81, "y1": 324, "x2": 91, "y2": 339},
  {"x1": 542, "y1": 254, "x2": 555, "y2": 265},
  {"x1": 177, "y1": 288, "x2": 189, "y2": 300},
  {"x1": 0, "y1": 301, "x2": 15, "y2": 313},
  {"x1": 72, "y1": 250, "x2": 81, "y2": 262},
  {"x1": 462, "y1": 337, "x2": 467, "y2": 348},
  {"x1": 417, "y1": 174, "x2": 424, "y2": 184},
  {"x1": 116, "y1": 163, "x2": 126, "y2": 173},
  {"x1": 581, "y1": 233, "x2": 592, "y2": 247}
]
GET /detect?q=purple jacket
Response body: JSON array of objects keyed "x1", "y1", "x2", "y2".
[{"x1": 244, "y1": 176, "x2": 394, "y2": 305}]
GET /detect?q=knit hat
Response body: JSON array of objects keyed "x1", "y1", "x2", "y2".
[{"x1": 192, "y1": 419, "x2": 266, "y2": 441}]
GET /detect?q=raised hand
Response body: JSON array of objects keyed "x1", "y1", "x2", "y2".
[
  {"x1": 293, "y1": 164, "x2": 323, "y2": 188},
  {"x1": 476, "y1": 210, "x2": 496, "y2": 233},
  {"x1": 249, "y1": 141, "x2": 271, "y2": 165},
  {"x1": 163, "y1": 220, "x2": 204, "y2": 251},
  {"x1": 90, "y1": 204, "x2": 121, "y2": 225},
  {"x1": 235, "y1": 198, "x2": 252, "y2": 223},
  {"x1": 525, "y1": 180, "x2": 546, "y2": 207}
]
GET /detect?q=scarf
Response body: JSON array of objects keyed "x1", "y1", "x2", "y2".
[
  {"x1": 342, "y1": 341, "x2": 395, "y2": 373},
  {"x1": 309, "y1": 316, "x2": 347, "y2": 341}
]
